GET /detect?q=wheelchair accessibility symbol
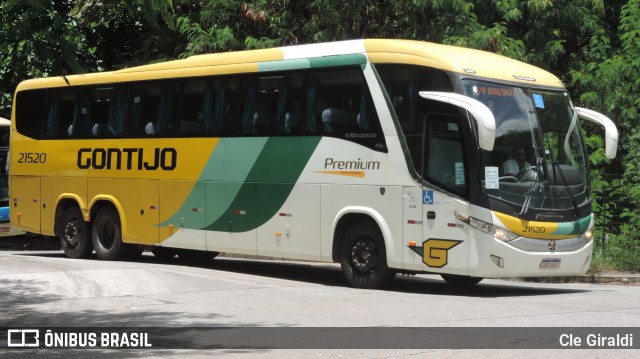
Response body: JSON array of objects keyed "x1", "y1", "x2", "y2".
[{"x1": 423, "y1": 190, "x2": 434, "y2": 205}]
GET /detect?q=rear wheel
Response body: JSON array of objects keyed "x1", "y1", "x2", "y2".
[
  {"x1": 339, "y1": 220, "x2": 395, "y2": 289},
  {"x1": 441, "y1": 274, "x2": 483, "y2": 286},
  {"x1": 92, "y1": 207, "x2": 131, "y2": 261},
  {"x1": 59, "y1": 206, "x2": 93, "y2": 258}
]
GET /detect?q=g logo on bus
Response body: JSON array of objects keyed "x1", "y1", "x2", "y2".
[{"x1": 408, "y1": 239, "x2": 462, "y2": 268}]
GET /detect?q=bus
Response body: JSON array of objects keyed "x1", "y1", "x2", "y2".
[
  {"x1": 0, "y1": 117, "x2": 25, "y2": 237},
  {"x1": 10, "y1": 39, "x2": 618, "y2": 288}
]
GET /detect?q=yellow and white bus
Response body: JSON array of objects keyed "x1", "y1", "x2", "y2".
[{"x1": 10, "y1": 39, "x2": 617, "y2": 288}]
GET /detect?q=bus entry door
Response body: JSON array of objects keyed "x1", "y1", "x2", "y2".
[{"x1": 420, "y1": 189, "x2": 470, "y2": 275}]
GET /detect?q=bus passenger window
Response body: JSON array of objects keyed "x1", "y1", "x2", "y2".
[
  {"x1": 239, "y1": 73, "x2": 302, "y2": 136},
  {"x1": 304, "y1": 67, "x2": 384, "y2": 151},
  {"x1": 15, "y1": 89, "x2": 46, "y2": 139},
  {"x1": 80, "y1": 85, "x2": 127, "y2": 138},
  {"x1": 178, "y1": 80, "x2": 207, "y2": 136},
  {"x1": 277, "y1": 74, "x2": 303, "y2": 135},
  {"x1": 127, "y1": 82, "x2": 178, "y2": 137},
  {"x1": 210, "y1": 78, "x2": 238, "y2": 136},
  {"x1": 44, "y1": 88, "x2": 81, "y2": 138}
]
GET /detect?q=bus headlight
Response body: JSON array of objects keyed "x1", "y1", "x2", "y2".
[
  {"x1": 469, "y1": 217, "x2": 520, "y2": 242},
  {"x1": 580, "y1": 228, "x2": 594, "y2": 243}
]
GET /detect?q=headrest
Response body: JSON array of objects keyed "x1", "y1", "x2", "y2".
[
  {"x1": 285, "y1": 112, "x2": 299, "y2": 126},
  {"x1": 253, "y1": 112, "x2": 274, "y2": 125},
  {"x1": 321, "y1": 108, "x2": 354, "y2": 125}
]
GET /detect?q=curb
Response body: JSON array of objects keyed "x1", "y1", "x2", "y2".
[{"x1": 521, "y1": 274, "x2": 640, "y2": 284}]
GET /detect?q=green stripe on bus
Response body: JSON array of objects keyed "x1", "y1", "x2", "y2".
[
  {"x1": 205, "y1": 136, "x2": 321, "y2": 232},
  {"x1": 552, "y1": 215, "x2": 591, "y2": 236},
  {"x1": 159, "y1": 138, "x2": 268, "y2": 228},
  {"x1": 257, "y1": 59, "x2": 310, "y2": 72},
  {"x1": 308, "y1": 54, "x2": 367, "y2": 68}
]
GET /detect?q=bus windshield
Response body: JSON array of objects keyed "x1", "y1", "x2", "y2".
[{"x1": 462, "y1": 80, "x2": 589, "y2": 211}]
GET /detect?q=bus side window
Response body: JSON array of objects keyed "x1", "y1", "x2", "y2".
[
  {"x1": 277, "y1": 74, "x2": 304, "y2": 135},
  {"x1": 239, "y1": 74, "x2": 302, "y2": 136},
  {"x1": 127, "y1": 82, "x2": 179, "y2": 137},
  {"x1": 44, "y1": 88, "x2": 81, "y2": 138},
  {"x1": 179, "y1": 80, "x2": 207, "y2": 136},
  {"x1": 304, "y1": 67, "x2": 384, "y2": 151},
  {"x1": 210, "y1": 78, "x2": 238, "y2": 136},
  {"x1": 15, "y1": 89, "x2": 46, "y2": 139},
  {"x1": 79, "y1": 85, "x2": 127, "y2": 138}
]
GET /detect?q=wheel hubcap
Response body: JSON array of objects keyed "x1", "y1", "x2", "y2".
[
  {"x1": 350, "y1": 238, "x2": 378, "y2": 272},
  {"x1": 63, "y1": 220, "x2": 80, "y2": 246}
]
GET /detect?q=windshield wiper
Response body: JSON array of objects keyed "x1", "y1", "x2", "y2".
[
  {"x1": 518, "y1": 147, "x2": 547, "y2": 217},
  {"x1": 550, "y1": 160, "x2": 581, "y2": 219}
]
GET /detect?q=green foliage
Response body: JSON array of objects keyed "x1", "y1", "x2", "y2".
[{"x1": 0, "y1": 0, "x2": 91, "y2": 117}]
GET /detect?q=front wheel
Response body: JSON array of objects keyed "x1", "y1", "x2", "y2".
[
  {"x1": 441, "y1": 274, "x2": 483, "y2": 286},
  {"x1": 59, "y1": 206, "x2": 93, "y2": 258},
  {"x1": 92, "y1": 207, "x2": 131, "y2": 261},
  {"x1": 339, "y1": 220, "x2": 395, "y2": 289}
]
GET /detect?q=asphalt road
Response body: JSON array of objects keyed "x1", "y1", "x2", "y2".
[{"x1": 1, "y1": 245, "x2": 639, "y2": 358}]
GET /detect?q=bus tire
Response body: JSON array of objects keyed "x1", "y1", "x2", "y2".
[
  {"x1": 92, "y1": 207, "x2": 130, "y2": 261},
  {"x1": 59, "y1": 206, "x2": 93, "y2": 259},
  {"x1": 339, "y1": 220, "x2": 395, "y2": 289},
  {"x1": 441, "y1": 274, "x2": 483, "y2": 286}
]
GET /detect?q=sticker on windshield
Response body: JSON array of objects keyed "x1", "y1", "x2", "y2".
[
  {"x1": 533, "y1": 94, "x2": 545, "y2": 109},
  {"x1": 485, "y1": 166, "x2": 499, "y2": 189},
  {"x1": 455, "y1": 162, "x2": 465, "y2": 185}
]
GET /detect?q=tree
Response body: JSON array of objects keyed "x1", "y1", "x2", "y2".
[{"x1": 0, "y1": 0, "x2": 91, "y2": 118}]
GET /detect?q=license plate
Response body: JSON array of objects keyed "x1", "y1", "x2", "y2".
[
  {"x1": 0, "y1": 227, "x2": 9, "y2": 233},
  {"x1": 540, "y1": 258, "x2": 561, "y2": 269}
]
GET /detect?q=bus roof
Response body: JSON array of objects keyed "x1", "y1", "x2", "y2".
[{"x1": 16, "y1": 39, "x2": 564, "y2": 91}]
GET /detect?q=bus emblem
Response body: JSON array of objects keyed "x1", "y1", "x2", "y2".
[{"x1": 408, "y1": 239, "x2": 462, "y2": 268}]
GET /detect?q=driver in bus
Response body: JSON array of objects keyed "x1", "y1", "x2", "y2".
[{"x1": 502, "y1": 147, "x2": 531, "y2": 176}]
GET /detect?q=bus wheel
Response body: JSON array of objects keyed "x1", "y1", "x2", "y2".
[
  {"x1": 339, "y1": 220, "x2": 395, "y2": 289},
  {"x1": 92, "y1": 207, "x2": 130, "y2": 261},
  {"x1": 151, "y1": 247, "x2": 177, "y2": 260},
  {"x1": 59, "y1": 207, "x2": 93, "y2": 259},
  {"x1": 441, "y1": 274, "x2": 483, "y2": 286}
]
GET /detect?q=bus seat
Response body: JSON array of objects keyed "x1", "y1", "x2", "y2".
[
  {"x1": 91, "y1": 123, "x2": 114, "y2": 137},
  {"x1": 322, "y1": 108, "x2": 355, "y2": 133},
  {"x1": 284, "y1": 112, "x2": 299, "y2": 133},
  {"x1": 144, "y1": 122, "x2": 157, "y2": 135},
  {"x1": 253, "y1": 112, "x2": 275, "y2": 135}
]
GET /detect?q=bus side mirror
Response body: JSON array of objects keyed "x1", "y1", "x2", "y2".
[
  {"x1": 575, "y1": 107, "x2": 618, "y2": 159},
  {"x1": 419, "y1": 91, "x2": 496, "y2": 151}
]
